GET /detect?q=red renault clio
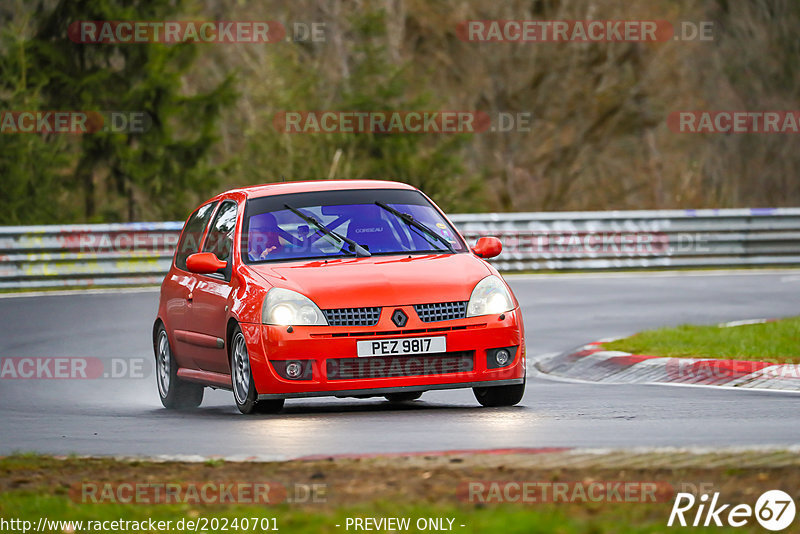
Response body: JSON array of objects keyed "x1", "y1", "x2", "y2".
[{"x1": 153, "y1": 180, "x2": 525, "y2": 414}]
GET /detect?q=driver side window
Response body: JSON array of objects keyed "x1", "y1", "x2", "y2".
[
  {"x1": 175, "y1": 201, "x2": 218, "y2": 271},
  {"x1": 202, "y1": 201, "x2": 238, "y2": 262}
]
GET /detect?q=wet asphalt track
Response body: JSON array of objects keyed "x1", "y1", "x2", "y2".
[{"x1": 0, "y1": 270, "x2": 798, "y2": 459}]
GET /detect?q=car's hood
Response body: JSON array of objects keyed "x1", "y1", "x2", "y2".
[{"x1": 248, "y1": 253, "x2": 492, "y2": 308}]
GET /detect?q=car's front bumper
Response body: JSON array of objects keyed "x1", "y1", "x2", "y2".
[
  {"x1": 240, "y1": 306, "x2": 526, "y2": 399},
  {"x1": 256, "y1": 379, "x2": 524, "y2": 400}
]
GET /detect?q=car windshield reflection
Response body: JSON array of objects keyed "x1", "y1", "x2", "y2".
[{"x1": 243, "y1": 190, "x2": 466, "y2": 263}]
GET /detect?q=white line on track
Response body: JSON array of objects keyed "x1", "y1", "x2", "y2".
[
  {"x1": 505, "y1": 268, "x2": 800, "y2": 280},
  {"x1": 641, "y1": 380, "x2": 800, "y2": 395},
  {"x1": 0, "y1": 286, "x2": 160, "y2": 299}
]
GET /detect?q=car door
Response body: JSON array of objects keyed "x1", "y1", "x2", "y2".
[
  {"x1": 164, "y1": 201, "x2": 218, "y2": 369},
  {"x1": 186, "y1": 200, "x2": 239, "y2": 374}
]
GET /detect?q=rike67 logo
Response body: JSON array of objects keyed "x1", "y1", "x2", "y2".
[{"x1": 668, "y1": 490, "x2": 796, "y2": 531}]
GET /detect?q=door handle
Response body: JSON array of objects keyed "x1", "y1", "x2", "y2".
[{"x1": 187, "y1": 292, "x2": 193, "y2": 302}]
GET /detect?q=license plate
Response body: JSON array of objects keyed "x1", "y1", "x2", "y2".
[{"x1": 357, "y1": 336, "x2": 446, "y2": 357}]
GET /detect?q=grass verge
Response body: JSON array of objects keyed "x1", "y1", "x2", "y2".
[
  {"x1": 1, "y1": 452, "x2": 798, "y2": 533},
  {"x1": 603, "y1": 316, "x2": 800, "y2": 364}
]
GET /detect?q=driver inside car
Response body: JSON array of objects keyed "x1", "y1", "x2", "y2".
[{"x1": 247, "y1": 213, "x2": 282, "y2": 260}]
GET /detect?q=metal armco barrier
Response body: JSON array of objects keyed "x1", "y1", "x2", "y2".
[
  {"x1": 1, "y1": 208, "x2": 799, "y2": 289},
  {"x1": 0, "y1": 222, "x2": 182, "y2": 289},
  {"x1": 452, "y1": 207, "x2": 800, "y2": 272}
]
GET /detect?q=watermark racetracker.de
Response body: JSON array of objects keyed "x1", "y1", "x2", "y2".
[
  {"x1": 460, "y1": 480, "x2": 675, "y2": 503},
  {"x1": 272, "y1": 111, "x2": 533, "y2": 134},
  {"x1": 665, "y1": 358, "x2": 800, "y2": 381},
  {"x1": 0, "y1": 111, "x2": 152, "y2": 134},
  {"x1": 68, "y1": 21, "x2": 327, "y2": 43},
  {"x1": 73, "y1": 481, "x2": 327, "y2": 505},
  {"x1": 0, "y1": 357, "x2": 150, "y2": 379},
  {"x1": 456, "y1": 20, "x2": 714, "y2": 42},
  {"x1": 459, "y1": 231, "x2": 712, "y2": 257},
  {"x1": 668, "y1": 111, "x2": 800, "y2": 134}
]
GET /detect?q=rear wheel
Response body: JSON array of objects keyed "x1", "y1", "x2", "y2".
[
  {"x1": 385, "y1": 391, "x2": 423, "y2": 402},
  {"x1": 155, "y1": 326, "x2": 204, "y2": 409},
  {"x1": 230, "y1": 326, "x2": 285, "y2": 415},
  {"x1": 473, "y1": 380, "x2": 525, "y2": 407}
]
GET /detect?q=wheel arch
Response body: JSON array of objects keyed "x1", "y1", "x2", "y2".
[
  {"x1": 225, "y1": 317, "x2": 240, "y2": 372},
  {"x1": 152, "y1": 317, "x2": 165, "y2": 355}
]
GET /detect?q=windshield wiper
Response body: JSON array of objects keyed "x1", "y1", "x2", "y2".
[
  {"x1": 375, "y1": 201, "x2": 455, "y2": 253},
  {"x1": 284, "y1": 204, "x2": 371, "y2": 257}
]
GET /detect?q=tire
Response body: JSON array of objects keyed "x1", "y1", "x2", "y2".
[
  {"x1": 230, "y1": 325, "x2": 285, "y2": 415},
  {"x1": 155, "y1": 325, "x2": 204, "y2": 409},
  {"x1": 473, "y1": 379, "x2": 525, "y2": 407},
  {"x1": 385, "y1": 391, "x2": 423, "y2": 402}
]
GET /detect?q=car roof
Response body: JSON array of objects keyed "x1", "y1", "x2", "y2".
[{"x1": 223, "y1": 180, "x2": 418, "y2": 200}]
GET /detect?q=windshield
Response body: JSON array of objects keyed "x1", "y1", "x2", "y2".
[{"x1": 242, "y1": 188, "x2": 466, "y2": 263}]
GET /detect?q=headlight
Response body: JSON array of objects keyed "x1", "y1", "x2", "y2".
[
  {"x1": 262, "y1": 288, "x2": 328, "y2": 326},
  {"x1": 466, "y1": 275, "x2": 514, "y2": 317}
]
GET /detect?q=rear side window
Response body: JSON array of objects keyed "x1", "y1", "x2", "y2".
[
  {"x1": 202, "y1": 201, "x2": 238, "y2": 262},
  {"x1": 175, "y1": 201, "x2": 218, "y2": 270}
]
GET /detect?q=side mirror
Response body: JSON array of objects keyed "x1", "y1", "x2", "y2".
[
  {"x1": 186, "y1": 252, "x2": 227, "y2": 274},
  {"x1": 471, "y1": 236, "x2": 503, "y2": 259}
]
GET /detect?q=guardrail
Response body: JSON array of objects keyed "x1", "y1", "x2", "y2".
[{"x1": 1, "y1": 208, "x2": 799, "y2": 289}]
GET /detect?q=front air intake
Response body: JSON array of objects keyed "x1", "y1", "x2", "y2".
[
  {"x1": 413, "y1": 302, "x2": 468, "y2": 322},
  {"x1": 323, "y1": 307, "x2": 382, "y2": 327}
]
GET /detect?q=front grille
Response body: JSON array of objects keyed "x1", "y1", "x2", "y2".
[
  {"x1": 414, "y1": 301, "x2": 468, "y2": 322},
  {"x1": 326, "y1": 351, "x2": 474, "y2": 380},
  {"x1": 323, "y1": 307, "x2": 381, "y2": 327}
]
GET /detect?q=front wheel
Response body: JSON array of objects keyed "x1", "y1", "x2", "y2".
[
  {"x1": 230, "y1": 326, "x2": 285, "y2": 415},
  {"x1": 473, "y1": 380, "x2": 525, "y2": 407},
  {"x1": 155, "y1": 326, "x2": 204, "y2": 409}
]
